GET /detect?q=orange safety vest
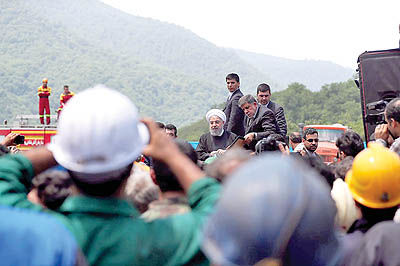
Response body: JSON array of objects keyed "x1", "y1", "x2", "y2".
[
  {"x1": 60, "y1": 91, "x2": 75, "y2": 106},
  {"x1": 37, "y1": 86, "x2": 52, "y2": 97}
]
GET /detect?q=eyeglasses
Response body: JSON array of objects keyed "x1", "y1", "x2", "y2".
[{"x1": 306, "y1": 139, "x2": 319, "y2": 143}]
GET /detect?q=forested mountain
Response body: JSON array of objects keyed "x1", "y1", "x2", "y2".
[
  {"x1": 179, "y1": 80, "x2": 363, "y2": 141},
  {"x1": 234, "y1": 49, "x2": 354, "y2": 91},
  {"x1": 0, "y1": 0, "x2": 353, "y2": 126}
]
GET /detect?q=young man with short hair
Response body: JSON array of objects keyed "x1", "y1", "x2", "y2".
[
  {"x1": 223, "y1": 73, "x2": 245, "y2": 136},
  {"x1": 256, "y1": 83, "x2": 287, "y2": 136}
]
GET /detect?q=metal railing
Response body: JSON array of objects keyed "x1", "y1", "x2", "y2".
[{"x1": 0, "y1": 115, "x2": 58, "y2": 128}]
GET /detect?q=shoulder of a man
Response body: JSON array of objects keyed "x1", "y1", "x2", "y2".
[
  {"x1": 272, "y1": 100, "x2": 284, "y2": 110},
  {"x1": 230, "y1": 89, "x2": 243, "y2": 101},
  {"x1": 390, "y1": 137, "x2": 400, "y2": 153},
  {"x1": 199, "y1": 132, "x2": 211, "y2": 142},
  {"x1": 259, "y1": 105, "x2": 275, "y2": 118}
]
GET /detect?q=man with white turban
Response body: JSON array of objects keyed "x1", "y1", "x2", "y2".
[{"x1": 196, "y1": 109, "x2": 238, "y2": 162}]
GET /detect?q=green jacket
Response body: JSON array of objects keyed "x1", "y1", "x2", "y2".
[{"x1": 0, "y1": 154, "x2": 220, "y2": 266}]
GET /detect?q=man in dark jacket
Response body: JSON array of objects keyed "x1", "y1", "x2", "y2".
[
  {"x1": 302, "y1": 127, "x2": 323, "y2": 161},
  {"x1": 256, "y1": 83, "x2": 287, "y2": 137},
  {"x1": 223, "y1": 73, "x2": 245, "y2": 136},
  {"x1": 239, "y1": 94, "x2": 279, "y2": 151}
]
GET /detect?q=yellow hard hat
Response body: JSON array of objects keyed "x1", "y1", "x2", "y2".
[
  {"x1": 346, "y1": 142, "x2": 400, "y2": 209},
  {"x1": 42, "y1": 78, "x2": 48, "y2": 83}
]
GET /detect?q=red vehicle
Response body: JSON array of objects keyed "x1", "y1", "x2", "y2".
[
  {"x1": 0, "y1": 115, "x2": 57, "y2": 151},
  {"x1": 303, "y1": 124, "x2": 348, "y2": 163}
]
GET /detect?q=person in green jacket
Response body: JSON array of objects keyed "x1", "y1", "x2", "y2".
[{"x1": 0, "y1": 86, "x2": 220, "y2": 266}]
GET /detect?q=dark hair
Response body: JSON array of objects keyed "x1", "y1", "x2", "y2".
[
  {"x1": 165, "y1": 124, "x2": 177, "y2": 136},
  {"x1": 303, "y1": 128, "x2": 318, "y2": 139},
  {"x1": 300, "y1": 156, "x2": 335, "y2": 188},
  {"x1": 32, "y1": 170, "x2": 73, "y2": 210},
  {"x1": 153, "y1": 139, "x2": 197, "y2": 192},
  {"x1": 289, "y1": 132, "x2": 302, "y2": 144},
  {"x1": 156, "y1": 122, "x2": 165, "y2": 129},
  {"x1": 385, "y1": 98, "x2": 400, "y2": 123},
  {"x1": 357, "y1": 203, "x2": 398, "y2": 230},
  {"x1": 336, "y1": 131, "x2": 364, "y2": 157},
  {"x1": 333, "y1": 156, "x2": 354, "y2": 180},
  {"x1": 226, "y1": 73, "x2": 240, "y2": 83},
  {"x1": 63, "y1": 85, "x2": 69, "y2": 89},
  {"x1": 69, "y1": 164, "x2": 133, "y2": 197},
  {"x1": 256, "y1": 83, "x2": 271, "y2": 94},
  {"x1": 238, "y1": 94, "x2": 257, "y2": 106}
]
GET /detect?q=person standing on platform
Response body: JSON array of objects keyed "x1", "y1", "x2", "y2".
[
  {"x1": 38, "y1": 78, "x2": 52, "y2": 125},
  {"x1": 223, "y1": 73, "x2": 245, "y2": 136},
  {"x1": 57, "y1": 85, "x2": 75, "y2": 120}
]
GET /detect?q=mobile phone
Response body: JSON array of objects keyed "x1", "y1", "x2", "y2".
[{"x1": 14, "y1": 135, "x2": 25, "y2": 145}]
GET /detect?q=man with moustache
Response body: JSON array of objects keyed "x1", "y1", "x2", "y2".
[
  {"x1": 302, "y1": 127, "x2": 322, "y2": 160},
  {"x1": 239, "y1": 94, "x2": 279, "y2": 151}
]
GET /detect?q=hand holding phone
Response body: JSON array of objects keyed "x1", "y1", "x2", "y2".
[{"x1": 14, "y1": 135, "x2": 25, "y2": 145}]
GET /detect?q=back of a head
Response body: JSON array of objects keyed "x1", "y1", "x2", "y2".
[
  {"x1": 0, "y1": 206, "x2": 80, "y2": 266},
  {"x1": 203, "y1": 155, "x2": 341, "y2": 266},
  {"x1": 48, "y1": 86, "x2": 148, "y2": 197},
  {"x1": 385, "y1": 97, "x2": 400, "y2": 123},
  {"x1": 125, "y1": 164, "x2": 160, "y2": 213},
  {"x1": 300, "y1": 155, "x2": 336, "y2": 188},
  {"x1": 154, "y1": 139, "x2": 197, "y2": 192},
  {"x1": 32, "y1": 170, "x2": 72, "y2": 210},
  {"x1": 333, "y1": 156, "x2": 354, "y2": 180},
  {"x1": 336, "y1": 131, "x2": 364, "y2": 157},
  {"x1": 289, "y1": 132, "x2": 302, "y2": 144}
]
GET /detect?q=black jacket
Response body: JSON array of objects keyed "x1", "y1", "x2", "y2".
[
  {"x1": 266, "y1": 101, "x2": 287, "y2": 137},
  {"x1": 223, "y1": 89, "x2": 245, "y2": 136},
  {"x1": 244, "y1": 105, "x2": 279, "y2": 151},
  {"x1": 195, "y1": 131, "x2": 237, "y2": 161}
]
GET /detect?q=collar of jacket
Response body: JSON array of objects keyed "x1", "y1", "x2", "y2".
[
  {"x1": 228, "y1": 88, "x2": 240, "y2": 97},
  {"x1": 252, "y1": 104, "x2": 260, "y2": 119},
  {"x1": 59, "y1": 195, "x2": 140, "y2": 217}
]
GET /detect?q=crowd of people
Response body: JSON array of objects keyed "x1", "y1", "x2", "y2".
[{"x1": 0, "y1": 77, "x2": 400, "y2": 266}]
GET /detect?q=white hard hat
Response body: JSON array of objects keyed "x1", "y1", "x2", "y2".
[{"x1": 48, "y1": 86, "x2": 149, "y2": 174}]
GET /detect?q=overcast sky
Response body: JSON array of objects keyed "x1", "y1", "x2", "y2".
[{"x1": 102, "y1": 0, "x2": 399, "y2": 69}]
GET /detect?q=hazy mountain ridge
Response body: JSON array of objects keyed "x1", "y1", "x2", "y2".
[
  {"x1": 24, "y1": 0, "x2": 273, "y2": 90},
  {"x1": 0, "y1": 0, "x2": 353, "y2": 126},
  {"x1": 234, "y1": 49, "x2": 354, "y2": 91}
]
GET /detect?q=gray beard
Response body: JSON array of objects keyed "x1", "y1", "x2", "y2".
[{"x1": 210, "y1": 128, "x2": 224, "y2": 136}]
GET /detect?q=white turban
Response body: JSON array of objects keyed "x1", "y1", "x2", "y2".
[
  {"x1": 206, "y1": 109, "x2": 226, "y2": 123},
  {"x1": 331, "y1": 178, "x2": 360, "y2": 232}
]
